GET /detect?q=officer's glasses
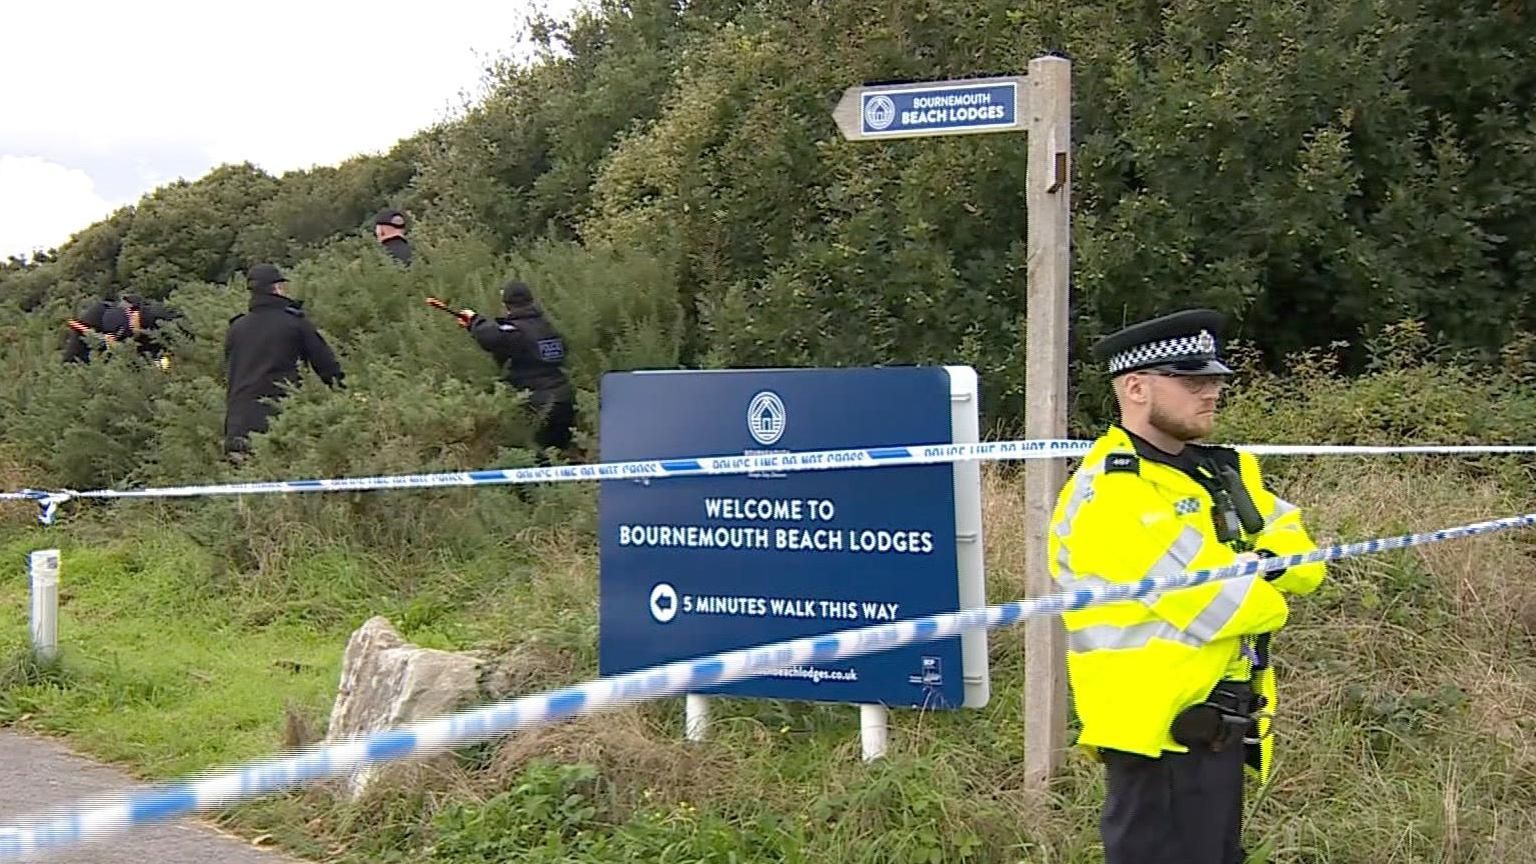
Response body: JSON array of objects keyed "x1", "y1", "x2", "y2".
[{"x1": 1153, "y1": 372, "x2": 1230, "y2": 395}]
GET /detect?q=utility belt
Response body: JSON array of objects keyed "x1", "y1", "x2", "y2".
[{"x1": 1170, "y1": 680, "x2": 1267, "y2": 752}]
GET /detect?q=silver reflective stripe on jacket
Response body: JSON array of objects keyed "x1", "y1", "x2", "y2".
[
  {"x1": 1067, "y1": 620, "x2": 1205, "y2": 652},
  {"x1": 1267, "y1": 496, "x2": 1298, "y2": 524},
  {"x1": 1054, "y1": 459, "x2": 1252, "y2": 653}
]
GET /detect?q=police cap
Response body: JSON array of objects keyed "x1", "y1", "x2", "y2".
[
  {"x1": 374, "y1": 208, "x2": 407, "y2": 229},
  {"x1": 1092, "y1": 309, "x2": 1233, "y2": 377},
  {"x1": 501, "y1": 279, "x2": 533, "y2": 306},
  {"x1": 247, "y1": 263, "x2": 288, "y2": 292}
]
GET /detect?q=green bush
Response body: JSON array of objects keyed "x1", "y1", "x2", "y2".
[
  {"x1": 10, "y1": 0, "x2": 1536, "y2": 426},
  {"x1": 0, "y1": 230, "x2": 682, "y2": 491},
  {"x1": 1217, "y1": 320, "x2": 1536, "y2": 447}
]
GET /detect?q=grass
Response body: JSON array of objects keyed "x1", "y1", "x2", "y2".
[
  {"x1": 0, "y1": 530, "x2": 341, "y2": 777},
  {"x1": 0, "y1": 462, "x2": 1533, "y2": 862}
]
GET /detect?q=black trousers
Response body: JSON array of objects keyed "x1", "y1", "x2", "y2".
[
  {"x1": 533, "y1": 399, "x2": 575, "y2": 453},
  {"x1": 1100, "y1": 738, "x2": 1247, "y2": 864}
]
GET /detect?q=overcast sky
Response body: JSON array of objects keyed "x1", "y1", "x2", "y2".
[{"x1": 0, "y1": 0, "x2": 588, "y2": 262}]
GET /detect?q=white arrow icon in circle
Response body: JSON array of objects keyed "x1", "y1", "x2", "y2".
[{"x1": 649, "y1": 582, "x2": 679, "y2": 624}]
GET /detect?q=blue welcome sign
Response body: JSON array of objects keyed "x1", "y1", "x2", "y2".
[{"x1": 597, "y1": 367, "x2": 989, "y2": 709}]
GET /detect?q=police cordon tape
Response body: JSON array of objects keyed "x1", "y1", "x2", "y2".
[
  {"x1": 4, "y1": 438, "x2": 1536, "y2": 525},
  {"x1": 2, "y1": 508, "x2": 1534, "y2": 860}
]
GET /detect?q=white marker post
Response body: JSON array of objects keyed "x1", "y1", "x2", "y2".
[
  {"x1": 685, "y1": 693, "x2": 709, "y2": 742},
  {"x1": 29, "y1": 550, "x2": 60, "y2": 663},
  {"x1": 834, "y1": 58, "x2": 1073, "y2": 792}
]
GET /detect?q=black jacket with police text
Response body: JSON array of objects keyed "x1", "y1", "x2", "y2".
[
  {"x1": 468, "y1": 303, "x2": 572, "y2": 406},
  {"x1": 223, "y1": 292, "x2": 344, "y2": 450}
]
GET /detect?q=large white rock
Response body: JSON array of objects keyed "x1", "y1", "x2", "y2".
[{"x1": 324, "y1": 616, "x2": 485, "y2": 798}]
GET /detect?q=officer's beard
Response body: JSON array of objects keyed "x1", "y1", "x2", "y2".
[{"x1": 1148, "y1": 399, "x2": 1215, "y2": 443}]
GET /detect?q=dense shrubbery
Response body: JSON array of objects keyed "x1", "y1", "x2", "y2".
[
  {"x1": 0, "y1": 233, "x2": 683, "y2": 491},
  {"x1": 5, "y1": 0, "x2": 1536, "y2": 427}
]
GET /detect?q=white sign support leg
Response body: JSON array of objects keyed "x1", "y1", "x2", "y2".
[
  {"x1": 685, "y1": 694, "x2": 709, "y2": 742},
  {"x1": 860, "y1": 704, "x2": 888, "y2": 761}
]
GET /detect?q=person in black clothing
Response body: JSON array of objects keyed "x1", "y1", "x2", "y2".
[
  {"x1": 101, "y1": 293, "x2": 189, "y2": 366},
  {"x1": 223, "y1": 264, "x2": 345, "y2": 457},
  {"x1": 374, "y1": 208, "x2": 413, "y2": 267},
  {"x1": 457, "y1": 279, "x2": 575, "y2": 455},
  {"x1": 62, "y1": 297, "x2": 116, "y2": 363},
  {"x1": 63, "y1": 292, "x2": 187, "y2": 366}
]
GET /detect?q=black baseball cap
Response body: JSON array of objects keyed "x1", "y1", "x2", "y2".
[
  {"x1": 374, "y1": 208, "x2": 407, "y2": 229},
  {"x1": 501, "y1": 280, "x2": 534, "y2": 305},
  {"x1": 247, "y1": 263, "x2": 288, "y2": 292}
]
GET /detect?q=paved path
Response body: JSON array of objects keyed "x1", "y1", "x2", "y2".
[{"x1": 0, "y1": 731, "x2": 303, "y2": 863}]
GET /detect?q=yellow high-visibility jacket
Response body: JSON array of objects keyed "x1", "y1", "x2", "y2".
[{"x1": 1047, "y1": 425, "x2": 1326, "y2": 782}]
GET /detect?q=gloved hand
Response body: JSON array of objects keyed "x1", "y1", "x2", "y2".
[
  {"x1": 1231, "y1": 550, "x2": 1273, "y2": 579},
  {"x1": 1254, "y1": 548, "x2": 1286, "y2": 581},
  {"x1": 1233, "y1": 550, "x2": 1285, "y2": 581}
]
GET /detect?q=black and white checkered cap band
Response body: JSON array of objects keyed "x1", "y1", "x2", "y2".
[{"x1": 1108, "y1": 333, "x2": 1213, "y2": 374}]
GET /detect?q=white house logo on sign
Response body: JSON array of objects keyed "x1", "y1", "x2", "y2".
[
  {"x1": 747, "y1": 391, "x2": 787, "y2": 446},
  {"x1": 863, "y1": 94, "x2": 896, "y2": 131}
]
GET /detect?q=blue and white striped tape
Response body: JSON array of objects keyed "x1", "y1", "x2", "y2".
[
  {"x1": 2, "y1": 507, "x2": 1532, "y2": 860},
  {"x1": 5, "y1": 439, "x2": 1536, "y2": 524},
  {"x1": 0, "y1": 490, "x2": 69, "y2": 524}
]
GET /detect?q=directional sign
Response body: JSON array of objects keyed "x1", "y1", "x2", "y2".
[{"x1": 833, "y1": 75, "x2": 1028, "y2": 141}]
